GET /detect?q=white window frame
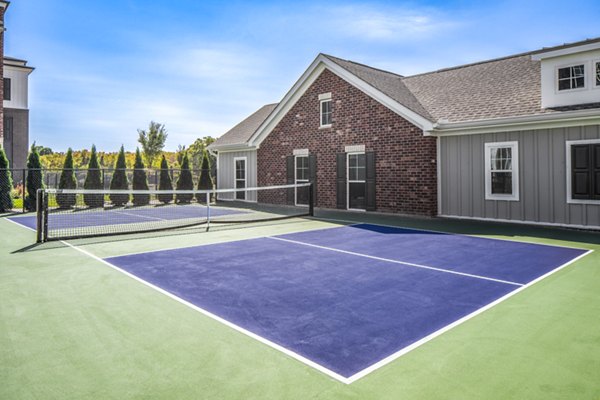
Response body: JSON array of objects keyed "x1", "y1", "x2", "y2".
[
  {"x1": 484, "y1": 141, "x2": 519, "y2": 201},
  {"x1": 555, "y1": 62, "x2": 587, "y2": 93},
  {"x1": 294, "y1": 154, "x2": 310, "y2": 207},
  {"x1": 319, "y1": 92, "x2": 332, "y2": 128},
  {"x1": 566, "y1": 138, "x2": 600, "y2": 205},
  {"x1": 346, "y1": 151, "x2": 366, "y2": 211},
  {"x1": 233, "y1": 156, "x2": 247, "y2": 201},
  {"x1": 594, "y1": 60, "x2": 600, "y2": 89}
]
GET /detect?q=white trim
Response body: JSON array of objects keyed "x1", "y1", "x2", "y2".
[
  {"x1": 248, "y1": 54, "x2": 434, "y2": 148},
  {"x1": 346, "y1": 152, "x2": 366, "y2": 211},
  {"x1": 213, "y1": 146, "x2": 257, "y2": 153},
  {"x1": 319, "y1": 98, "x2": 332, "y2": 128},
  {"x1": 565, "y1": 138, "x2": 600, "y2": 205},
  {"x1": 440, "y1": 213, "x2": 600, "y2": 231},
  {"x1": 233, "y1": 157, "x2": 247, "y2": 201},
  {"x1": 293, "y1": 148, "x2": 309, "y2": 156},
  {"x1": 318, "y1": 92, "x2": 332, "y2": 101},
  {"x1": 594, "y1": 60, "x2": 600, "y2": 89},
  {"x1": 555, "y1": 62, "x2": 587, "y2": 94},
  {"x1": 531, "y1": 41, "x2": 600, "y2": 60},
  {"x1": 344, "y1": 144, "x2": 365, "y2": 153},
  {"x1": 429, "y1": 108, "x2": 600, "y2": 136},
  {"x1": 436, "y1": 136, "x2": 442, "y2": 216},
  {"x1": 484, "y1": 141, "x2": 519, "y2": 201}
]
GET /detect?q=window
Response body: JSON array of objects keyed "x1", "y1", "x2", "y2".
[
  {"x1": 295, "y1": 155, "x2": 309, "y2": 205},
  {"x1": 3, "y1": 78, "x2": 10, "y2": 101},
  {"x1": 484, "y1": 142, "x2": 519, "y2": 201},
  {"x1": 320, "y1": 99, "x2": 332, "y2": 127},
  {"x1": 596, "y1": 62, "x2": 600, "y2": 87},
  {"x1": 557, "y1": 64, "x2": 585, "y2": 91},
  {"x1": 234, "y1": 157, "x2": 246, "y2": 200},
  {"x1": 347, "y1": 152, "x2": 366, "y2": 209},
  {"x1": 567, "y1": 140, "x2": 600, "y2": 202}
]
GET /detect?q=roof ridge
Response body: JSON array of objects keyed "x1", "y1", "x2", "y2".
[
  {"x1": 321, "y1": 53, "x2": 405, "y2": 78},
  {"x1": 404, "y1": 36, "x2": 600, "y2": 79}
]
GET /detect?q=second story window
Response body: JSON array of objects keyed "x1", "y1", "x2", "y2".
[
  {"x1": 596, "y1": 62, "x2": 600, "y2": 87},
  {"x1": 558, "y1": 64, "x2": 585, "y2": 91},
  {"x1": 3, "y1": 78, "x2": 11, "y2": 101},
  {"x1": 318, "y1": 92, "x2": 332, "y2": 128}
]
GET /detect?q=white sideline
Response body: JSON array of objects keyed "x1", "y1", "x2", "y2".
[{"x1": 269, "y1": 236, "x2": 524, "y2": 287}]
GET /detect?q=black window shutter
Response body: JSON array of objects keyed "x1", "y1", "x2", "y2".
[
  {"x1": 3, "y1": 78, "x2": 10, "y2": 101},
  {"x1": 571, "y1": 145, "x2": 591, "y2": 200},
  {"x1": 309, "y1": 154, "x2": 317, "y2": 206},
  {"x1": 594, "y1": 144, "x2": 600, "y2": 200},
  {"x1": 286, "y1": 155, "x2": 295, "y2": 205},
  {"x1": 336, "y1": 153, "x2": 346, "y2": 209},
  {"x1": 366, "y1": 152, "x2": 376, "y2": 211}
]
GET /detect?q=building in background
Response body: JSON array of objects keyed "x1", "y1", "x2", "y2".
[
  {"x1": 0, "y1": 2, "x2": 34, "y2": 171},
  {"x1": 3, "y1": 56, "x2": 34, "y2": 170}
]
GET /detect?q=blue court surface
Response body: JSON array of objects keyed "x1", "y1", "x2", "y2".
[
  {"x1": 105, "y1": 224, "x2": 587, "y2": 381},
  {"x1": 9, "y1": 204, "x2": 244, "y2": 231}
]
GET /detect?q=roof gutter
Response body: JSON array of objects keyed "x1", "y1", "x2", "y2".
[
  {"x1": 428, "y1": 108, "x2": 600, "y2": 136},
  {"x1": 206, "y1": 142, "x2": 257, "y2": 153}
]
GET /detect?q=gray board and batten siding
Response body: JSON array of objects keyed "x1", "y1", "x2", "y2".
[
  {"x1": 216, "y1": 150, "x2": 257, "y2": 202},
  {"x1": 439, "y1": 125, "x2": 600, "y2": 228}
]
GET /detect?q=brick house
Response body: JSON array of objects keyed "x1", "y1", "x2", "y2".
[{"x1": 209, "y1": 38, "x2": 600, "y2": 229}]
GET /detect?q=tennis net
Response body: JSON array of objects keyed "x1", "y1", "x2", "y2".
[{"x1": 35, "y1": 183, "x2": 313, "y2": 242}]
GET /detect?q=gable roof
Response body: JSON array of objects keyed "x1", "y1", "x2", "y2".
[
  {"x1": 209, "y1": 103, "x2": 277, "y2": 149},
  {"x1": 213, "y1": 37, "x2": 600, "y2": 149}
]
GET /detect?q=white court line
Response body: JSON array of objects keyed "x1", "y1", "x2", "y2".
[
  {"x1": 4, "y1": 216, "x2": 37, "y2": 232},
  {"x1": 112, "y1": 210, "x2": 169, "y2": 221},
  {"x1": 269, "y1": 236, "x2": 524, "y2": 287},
  {"x1": 60, "y1": 239, "x2": 351, "y2": 384}
]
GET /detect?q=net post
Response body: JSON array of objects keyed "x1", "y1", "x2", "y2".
[
  {"x1": 43, "y1": 191, "x2": 49, "y2": 242},
  {"x1": 308, "y1": 182, "x2": 314, "y2": 217},
  {"x1": 36, "y1": 189, "x2": 43, "y2": 243}
]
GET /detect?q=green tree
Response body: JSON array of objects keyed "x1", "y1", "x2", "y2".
[
  {"x1": 138, "y1": 121, "x2": 167, "y2": 168},
  {"x1": 0, "y1": 147, "x2": 13, "y2": 212},
  {"x1": 33, "y1": 144, "x2": 53, "y2": 156},
  {"x1": 188, "y1": 136, "x2": 216, "y2": 170},
  {"x1": 109, "y1": 145, "x2": 129, "y2": 206},
  {"x1": 132, "y1": 148, "x2": 150, "y2": 206},
  {"x1": 83, "y1": 145, "x2": 103, "y2": 207},
  {"x1": 196, "y1": 149, "x2": 214, "y2": 203},
  {"x1": 24, "y1": 144, "x2": 44, "y2": 212},
  {"x1": 56, "y1": 148, "x2": 77, "y2": 208},
  {"x1": 176, "y1": 144, "x2": 186, "y2": 167},
  {"x1": 175, "y1": 152, "x2": 193, "y2": 204},
  {"x1": 158, "y1": 154, "x2": 173, "y2": 204}
]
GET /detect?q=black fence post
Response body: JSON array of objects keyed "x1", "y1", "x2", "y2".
[
  {"x1": 22, "y1": 168, "x2": 26, "y2": 213},
  {"x1": 36, "y1": 189, "x2": 43, "y2": 243},
  {"x1": 308, "y1": 183, "x2": 314, "y2": 217}
]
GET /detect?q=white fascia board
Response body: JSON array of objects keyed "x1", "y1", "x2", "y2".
[
  {"x1": 208, "y1": 143, "x2": 257, "y2": 153},
  {"x1": 531, "y1": 42, "x2": 600, "y2": 60},
  {"x1": 429, "y1": 108, "x2": 600, "y2": 136},
  {"x1": 249, "y1": 54, "x2": 434, "y2": 147}
]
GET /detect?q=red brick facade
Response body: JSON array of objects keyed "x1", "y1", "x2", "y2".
[{"x1": 257, "y1": 69, "x2": 438, "y2": 216}]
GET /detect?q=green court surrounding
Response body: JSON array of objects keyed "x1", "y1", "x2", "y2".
[{"x1": 1, "y1": 211, "x2": 600, "y2": 399}]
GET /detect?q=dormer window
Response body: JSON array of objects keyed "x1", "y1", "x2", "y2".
[
  {"x1": 318, "y1": 92, "x2": 332, "y2": 128},
  {"x1": 558, "y1": 64, "x2": 585, "y2": 91}
]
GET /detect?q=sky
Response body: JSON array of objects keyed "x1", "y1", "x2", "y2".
[{"x1": 5, "y1": 0, "x2": 600, "y2": 152}]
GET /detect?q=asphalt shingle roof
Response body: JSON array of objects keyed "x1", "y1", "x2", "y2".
[{"x1": 210, "y1": 103, "x2": 277, "y2": 147}]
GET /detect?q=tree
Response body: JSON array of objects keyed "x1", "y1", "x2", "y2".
[
  {"x1": 109, "y1": 145, "x2": 129, "y2": 206},
  {"x1": 187, "y1": 136, "x2": 216, "y2": 170},
  {"x1": 138, "y1": 121, "x2": 167, "y2": 168},
  {"x1": 56, "y1": 148, "x2": 77, "y2": 208},
  {"x1": 132, "y1": 148, "x2": 150, "y2": 206},
  {"x1": 196, "y1": 149, "x2": 214, "y2": 203},
  {"x1": 83, "y1": 145, "x2": 103, "y2": 207},
  {"x1": 24, "y1": 144, "x2": 44, "y2": 212},
  {"x1": 176, "y1": 144, "x2": 186, "y2": 167},
  {"x1": 175, "y1": 152, "x2": 193, "y2": 204},
  {"x1": 33, "y1": 144, "x2": 53, "y2": 156},
  {"x1": 0, "y1": 147, "x2": 13, "y2": 212},
  {"x1": 158, "y1": 154, "x2": 173, "y2": 204}
]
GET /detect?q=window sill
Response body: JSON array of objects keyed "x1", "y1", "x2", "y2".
[
  {"x1": 567, "y1": 198, "x2": 600, "y2": 205},
  {"x1": 319, "y1": 124, "x2": 332, "y2": 130},
  {"x1": 485, "y1": 195, "x2": 520, "y2": 202}
]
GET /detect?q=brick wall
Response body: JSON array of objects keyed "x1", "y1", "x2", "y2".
[{"x1": 257, "y1": 68, "x2": 438, "y2": 216}]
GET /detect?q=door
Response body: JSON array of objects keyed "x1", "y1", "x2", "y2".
[
  {"x1": 234, "y1": 157, "x2": 246, "y2": 200},
  {"x1": 295, "y1": 155, "x2": 309, "y2": 205},
  {"x1": 347, "y1": 152, "x2": 366, "y2": 210}
]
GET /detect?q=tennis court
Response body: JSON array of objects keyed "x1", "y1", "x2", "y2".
[
  {"x1": 1, "y1": 194, "x2": 599, "y2": 399},
  {"x1": 103, "y1": 223, "x2": 587, "y2": 382}
]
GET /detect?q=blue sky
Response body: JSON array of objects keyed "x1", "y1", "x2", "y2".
[{"x1": 6, "y1": 0, "x2": 600, "y2": 152}]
